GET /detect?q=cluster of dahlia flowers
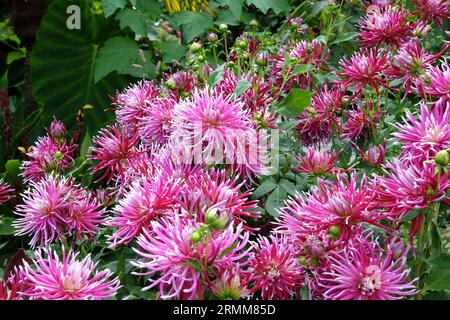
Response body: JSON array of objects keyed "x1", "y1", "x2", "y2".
[{"x1": 1, "y1": 0, "x2": 449, "y2": 300}]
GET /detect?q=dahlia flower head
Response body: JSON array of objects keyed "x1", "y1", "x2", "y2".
[
  {"x1": 393, "y1": 99, "x2": 450, "y2": 159},
  {"x1": 357, "y1": 5, "x2": 412, "y2": 48},
  {"x1": 170, "y1": 89, "x2": 268, "y2": 180},
  {"x1": 336, "y1": 48, "x2": 392, "y2": 99},
  {"x1": 0, "y1": 178, "x2": 14, "y2": 204},
  {"x1": 376, "y1": 157, "x2": 450, "y2": 217},
  {"x1": 270, "y1": 40, "x2": 329, "y2": 90},
  {"x1": 20, "y1": 248, "x2": 120, "y2": 300},
  {"x1": 293, "y1": 147, "x2": 342, "y2": 176},
  {"x1": 352, "y1": 139, "x2": 387, "y2": 167},
  {"x1": 391, "y1": 39, "x2": 438, "y2": 98},
  {"x1": 422, "y1": 60, "x2": 450, "y2": 99},
  {"x1": 46, "y1": 116, "x2": 67, "y2": 140},
  {"x1": 89, "y1": 124, "x2": 142, "y2": 183},
  {"x1": 210, "y1": 265, "x2": 251, "y2": 300},
  {"x1": 248, "y1": 235, "x2": 305, "y2": 300},
  {"x1": 179, "y1": 169, "x2": 259, "y2": 228},
  {"x1": 132, "y1": 216, "x2": 251, "y2": 300},
  {"x1": 21, "y1": 134, "x2": 76, "y2": 183},
  {"x1": 319, "y1": 235, "x2": 417, "y2": 300},
  {"x1": 113, "y1": 80, "x2": 160, "y2": 128},
  {"x1": 0, "y1": 268, "x2": 27, "y2": 300},
  {"x1": 412, "y1": 0, "x2": 450, "y2": 28},
  {"x1": 343, "y1": 102, "x2": 381, "y2": 142},
  {"x1": 277, "y1": 173, "x2": 385, "y2": 243},
  {"x1": 14, "y1": 175, "x2": 105, "y2": 247},
  {"x1": 107, "y1": 175, "x2": 181, "y2": 247}
]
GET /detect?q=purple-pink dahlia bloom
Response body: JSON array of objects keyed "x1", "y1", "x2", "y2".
[
  {"x1": 393, "y1": 100, "x2": 450, "y2": 158},
  {"x1": 412, "y1": 0, "x2": 450, "y2": 28},
  {"x1": 320, "y1": 236, "x2": 417, "y2": 300},
  {"x1": 21, "y1": 135, "x2": 76, "y2": 183},
  {"x1": 248, "y1": 236, "x2": 305, "y2": 300},
  {"x1": 133, "y1": 216, "x2": 250, "y2": 300},
  {"x1": 293, "y1": 147, "x2": 342, "y2": 175},
  {"x1": 357, "y1": 6, "x2": 412, "y2": 48},
  {"x1": 0, "y1": 179, "x2": 14, "y2": 204},
  {"x1": 21, "y1": 248, "x2": 120, "y2": 300}
]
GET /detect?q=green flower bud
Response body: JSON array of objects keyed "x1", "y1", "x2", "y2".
[
  {"x1": 197, "y1": 54, "x2": 206, "y2": 63},
  {"x1": 165, "y1": 78, "x2": 176, "y2": 90},
  {"x1": 329, "y1": 225, "x2": 340, "y2": 238},
  {"x1": 206, "y1": 208, "x2": 228, "y2": 231},
  {"x1": 435, "y1": 150, "x2": 450, "y2": 166},
  {"x1": 189, "y1": 231, "x2": 201, "y2": 242},
  {"x1": 308, "y1": 108, "x2": 317, "y2": 117},
  {"x1": 54, "y1": 151, "x2": 64, "y2": 161},
  {"x1": 189, "y1": 42, "x2": 202, "y2": 53},
  {"x1": 255, "y1": 52, "x2": 268, "y2": 66},
  {"x1": 219, "y1": 24, "x2": 228, "y2": 32}
]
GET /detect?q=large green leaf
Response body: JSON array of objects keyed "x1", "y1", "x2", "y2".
[
  {"x1": 173, "y1": 12, "x2": 214, "y2": 43},
  {"x1": 30, "y1": 0, "x2": 131, "y2": 135},
  {"x1": 246, "y1": 0, "x2": 290, "y2": 14}
]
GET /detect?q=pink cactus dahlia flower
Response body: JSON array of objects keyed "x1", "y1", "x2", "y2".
[
  {"x1": 337, "y1": 49, "x2": 392, "y2": 99},
  {"x1": 412, "y1": 0, "x2": 450, "y2": 28},
  {"x1": 107, "y1": 177, "x2": 181, "y2": 247},
  {"x1": 249, "y1": 236, "x2": 305, "y2": 300},
  {"x1": 357, "y1": 6, "x2": 412, "y2": 48},
  {"x1": 89, "y1": 124, "x2": 142, "y2": 183},
  {"x1": 133, "y1": 216, "x2": 250, "y2": 300},
  {"x1": 423, "y1": 60, "x2": 450, "y2": 99},
  {"x1": 21, "y1": 248, "x2": 120, "y2": 300},
  {"x1": 293, "y1": 147, "x2": 342, "y2": 175},
  {"x1": 393, "y1": 100, "x2": 450, "y2": 158},
  {"x1": 21, "y1": 135, "x2": 76, "y2": 183},
  {"x1": 320, "y1": 236, "x2": 417, "y2": 300}
]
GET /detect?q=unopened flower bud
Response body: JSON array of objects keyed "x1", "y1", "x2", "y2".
[
  {"x1": 435, "y1": 150, "x2": 450, "y2": 166},
  {"x1": 219, "y1": 24, "x2": 228, "y2": 32},
  {"x1": 206, "y1": 208, "x2": 228, "y2": 231},
  {"x1": 255, "y1": 52, "x2": 268, "y2": 66},
  {"x1": 189, "y1": 231, "x2": 201, "y2": 242},
  {"x1": 165, "y1": 78, "x2": 176, "y2": 90},
  {"x1": 190, "y1": 42, "x2": 202, "y2": 53},
  {"x1": 207, "y1": 32, "x2": 218, "y2": 43},
  {"x1": 329, "y1": 225, "x2": 340, "y2": 238},
  {"x1": 308, "y1": 108, "x2": 317, "y2": 117}
]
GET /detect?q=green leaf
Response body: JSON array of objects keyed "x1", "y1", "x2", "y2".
[
  {"x1": 158, "y1": 41, "x2": 187, "y2": 64},
  {"x1": 79, "y1": 130, "x2": 92, "y2": 157},
  {"x1": 332, "y1": 32, "x2": 358, "y2": 44},
  {"x1": 430, "y1": 222, "x2": 442, "y2": 259},
  {"x1": 218, "y1": 0, "x2": 243, "y2": 21},
  {"x1": 401, "y1": 209, "x2": 421, "y2": 222},
  {"x1": 266, "y1": 186, "x2": 286, "y2": 217},
  {"x1": 31, "y1": 0, "x2": 132, "y2": 135},
  {"x1": 101, "y1": 0, "x2": 127, "y2": 17},
  {"x1": 283, "y1": 89, "x2": 312, "y2": 117},
  {"x1": 246, "y1": 0, "x2": 290, "y2": 14},
  {"x1": 279, "y1": 178, "x2": 297, "y2": 196},
  {"x1": 253, "y1": 178, "x2": 277, "y2": 198},
  {"x1": 173, "y1": 12, "x2": 214, "y2": 43},
  {"x1": 95, "y1": 36, "x2": 141, "y2": 83},
  {"x1": 0, "y1": 216, "x2": 15, "y2": 235},
  {"x1": 5, "y1": 159, "x2": 21, "y2": 180},
  {"x1": 292, "y1": 64, "x2": 314, "y2": 75},
  {"x1": 233, "y1": 79, "x2": 251, "y2": 97},
  {"x1": 424, "y1": 268, "x2": 450, "y2": 292},
  {"x1": 115, "y1": 8, "x2": 147, "y2": 37},
  {"x1": 207, "y1": 64, "x2": 226, "y2": 87}
]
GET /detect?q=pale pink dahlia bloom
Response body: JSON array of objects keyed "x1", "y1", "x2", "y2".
[
  {"x1": 357, "y1": 6, "x2": 412, "y2": 48},
  {"x1": 21, "y1": 135, "x2": 76, "y2": 183},
  {"x1": 14, "y1": 175, "x2": 105, "y2": 247},
  {"x1": 107, "y1": 177, "x2": 181, "y2": 247},
  {"x1": 320, "y1": 236, "x2": 417, "y2": 300},
  {"x1": 391, "y1": 39, "x2": 439, "y2": 98},
  {"x1": 376, "y1": 158, "x2": 450, "y2": 216},
  {"x1": 423, "y1": 60, "x2": 450, "y2": 99},
  {"x1": 139, "y1": 95, "x2": 176, "y2": 145},
  {"x1": 171, "y1": 89, "x2": 267, "y2": 179},
  {"x1": 113, "y1": 80, "x2": 159, "y2": 128},
  {"x1": 21, "y1": 248, "x2": 120, "y2": 300},
  {"x1": 0, "y1": 179, "x2": 14, "y2": 204},
  {"x1": 393, "y1": 100, "x2": 450, "y2": 158},
  {"x1": 210, "y1": 265, "x2": 251, "y2": 300},
  {"x1": 133, "y1": 216, "x2": 250, "y2": 300},
  {"x1": 248, "y1": 236, "x2": 305, "y2": 300}
]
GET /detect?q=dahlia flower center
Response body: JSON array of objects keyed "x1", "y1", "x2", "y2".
[
  {"x1": 62, "y1": 262, "x2": 85, "y2": 291},
  {"x1": 423, "y1": 127, "x2": 442, "y2": 142},
  {"x1": 264, "y1": 265, "x2": 282, "y2": 281},
  {"x1": 359, "y1": 265, "x2": 382, "y2": 295}
]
